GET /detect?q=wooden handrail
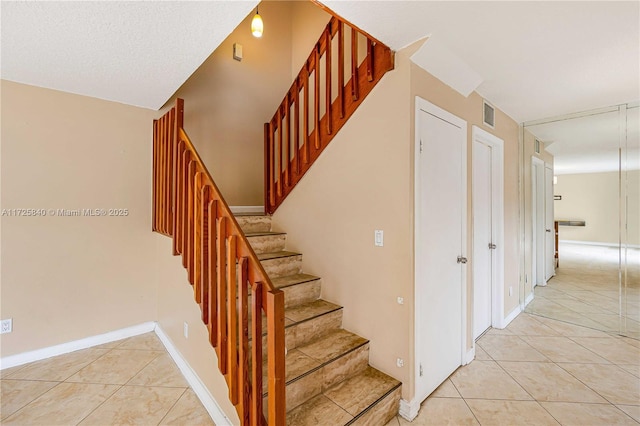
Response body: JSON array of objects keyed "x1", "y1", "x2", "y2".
[
  {"x1": 153, "y1": 99, "x2": 285, "y2": 425},
  {"x1": 264, "y1": 16, "x2": 394, "y2": 214}
]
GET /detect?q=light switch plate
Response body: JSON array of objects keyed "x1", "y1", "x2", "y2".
[
  {"x1": 233, "y1": 43, "x2": 243, "y2": 61},
  {"x1": 375, "y1": 230, "x2": 384, "y2": 247}
]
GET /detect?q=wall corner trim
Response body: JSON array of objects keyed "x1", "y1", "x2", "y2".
[
  {"x1": 399, "y1": 398, "x2": 421, "y2": 421},
  {"x1": 464, "y1": 346, "x2": 476, "y2": 365},
  {"x1": 154, "y1": 326, "x2": 232, "y2": 426},
  {"x1": 0, "y1": 321, "x2": 156, "y2": 370},
  {"x1": 499, "y1": 304, "x2": 522, "y2": 329}
]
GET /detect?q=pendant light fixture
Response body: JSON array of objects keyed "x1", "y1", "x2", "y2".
[{"x1": 251, "y1": 6, "x2": 263, "y2": 38}]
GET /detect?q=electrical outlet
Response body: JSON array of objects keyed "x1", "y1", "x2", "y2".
[
  {"x1": 397, "y1": 297, "x2": 404, "y2": 305},
  {"x1": 1, "y1": 318, "x2": 13, "y2": 334},
  {"x1": 509, "y1": 286, "x2": 513, "y2": 296},
  {"x1": 183, "y1": 322, "x2": 189, "y2": 339},
  {"x1": 396, "y1": 358, "x2": 404, "y2": 368}
]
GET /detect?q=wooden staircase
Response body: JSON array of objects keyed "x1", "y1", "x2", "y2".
[{"x1": 238, "y1": 215, "x2": 401, "y2": 425}]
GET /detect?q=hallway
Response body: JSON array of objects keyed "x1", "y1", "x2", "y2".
[{"x1": 388, "y1": 313, "x2": 640, "y2": 425}]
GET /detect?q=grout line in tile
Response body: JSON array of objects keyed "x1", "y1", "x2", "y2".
[
  {"x1": 74, "y1": 383, "x2": 123, "y2": 426},
  {"x1": 552, "y1": 362, "x2": 628, "y2": 407},
  {"x1": 0, "y1": 380, "x2": 65, "y2": 422},
  {"x1": 156, "y1": 387, "x2": 189, "y2": 426}
]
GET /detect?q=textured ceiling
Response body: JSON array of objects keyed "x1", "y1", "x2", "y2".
[
  {"x1": 1, "y1": 1, "x2": 257, "y2": 110},
  {"x1": 2, "y1": 1, "x2": 639, "y2": 150},
  {"x1": 322, "y1": 1, "x2": 640, "y2": 123}
]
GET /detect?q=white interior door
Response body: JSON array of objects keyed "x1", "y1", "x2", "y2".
[
  {"x1": 415, "y1": 99, "x2": 466, "y2": 402},
  {"x1": 473, "y1": 141, "x2": 492, "y2": 339},
  {"x1": 545, "y1": 166, "x2": 555, "y2": 281}
]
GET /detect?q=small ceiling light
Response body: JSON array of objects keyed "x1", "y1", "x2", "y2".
[{"x1": 251, "y1": 7, "x2": 263, "y2": 38}]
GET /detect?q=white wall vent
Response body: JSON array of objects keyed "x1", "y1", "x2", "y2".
[{"x1": 483, "y1": 100, "x2": 495, "y2": 128}]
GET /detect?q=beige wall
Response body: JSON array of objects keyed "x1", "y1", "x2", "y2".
[
  {"x1": 166, "y1": 1, "x2": 329, "y2": 207},
  {"x1": 0, "y1": 80, "x2": 239, "y2": 423},
  {"x1": 554, "y1": 170, "x2": 640, "y2": 246},
  {"x1": 272, "y1": 39, "x2": 521, "y2": 403},
  {"x1": 1, "y1": 80, "x2": 158, "y2": 355}
]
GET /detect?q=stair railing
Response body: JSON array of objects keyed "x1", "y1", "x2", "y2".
[
  {"x1": 264, "y1": 15, "x2": 394, "y2": 214},
  {"x1": 153, "y1": 98, "x2": 285, "y2": 425}
]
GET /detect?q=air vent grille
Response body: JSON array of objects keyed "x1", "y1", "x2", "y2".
[{"x1": 483, "y1": 100, "x2": 495, "y2": 128}]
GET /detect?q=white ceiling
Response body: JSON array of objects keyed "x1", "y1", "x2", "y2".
[
  {"x1": 526, "y1": 106, "x2": 640, "y2": 174},
  {"x1": 2, "y1": 1, "x2": 639, "y2": 172},
  {"x1": 1, "y1": 1, "x2": 257, "y2": 110}
]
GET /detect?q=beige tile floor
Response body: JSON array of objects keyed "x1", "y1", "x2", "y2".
[
  {"x1": 384, "y1": 313, "x2": 640, "y2": 425},
  {"x1": 0, "y1": 333, "x2": 215, "y2": 425},
  {"x1": 526, "y1": 243, "x2": 640, "y2": 338}
]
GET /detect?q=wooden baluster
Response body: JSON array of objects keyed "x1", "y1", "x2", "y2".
[
  {"x1": 172, "y1": 99, "x2": 183, "y2": 237},
  {"x1": 193, "y1": 172, "x2": 203, "y2": 303},
  {"x1": 226, "y1": 234, "x2": 238, "y2": 404},
  {"x1": 186, "y1": 161, "x2": 197, "y2": 284},
  {"x1": 216, "y1": 216, "x2": 228, "y2": 374},
  {"x1": 172, "y1": 141, "x2": 182, "y2": 255},
  {"x1": 181, "y1": 151, "x2": 191, "y2": 266},
  {"x1": 166, "y1": 108, "x2": 175, "y2": 236},
  {"x1": 314, "y1": 46, "x2": 320, "y2": 149},
  {"x1": 152, "y1": 120, "x2": 158, "y2": 231},
  {"x1": 351, "y1": 28, "x2": 359, "y2": 101},
  {"x1": 267, "y1": 290, "x2": 285, "y2": 425},
  {"x1": 325, "y1": 26, "x2": 332, "y2": 135},
  {"x1": 277, "y1": 110, "x2": 282, "y2": 197},
  {"x1": 250, "y1": 281, "x2": 263, "y2": 426},
  {"x1": 200, "y1": 185, "x2": 210, "y2": 324},
  {"x1": 303, "y1": 69, "x2": 310, "y2": 164},
  {"x1": 238, "y1": 258, "x2": 250, "y2": 424},
  {"x1": 174, "y1": 142, "x2": 183, "y2": 254},
  {"x1": 264, "y1": 123, "x2": 272, "y2": 214},
  {"x1": 208, "y1": 199, "x2": 218, "y2": 345},
  {"x1": 158, "y1": 116, "x2": 165, "y2": 234},
  {"x1": 338, "y1": 21, "x2": 345, "y2": 119},
  {"x1": 366, "y1": 39, "x2": 374, "y2": 82},
  {"x1": 286, "y1": 93, "x2": 291, "y2": 187},
  {"x1": 164, "y1": 115, "x2": 170, "y2": 234},
  {"x1": 294, "y1": 81, "x2": 300, "y2": 177}
]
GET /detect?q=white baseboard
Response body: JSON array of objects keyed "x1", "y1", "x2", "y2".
[
  {"x1": 0, "y1": 322, "x2": 155, "y2": 370},
  {"x1": 399, "y1": 398, "x2": 421, "y2": 421},
  {"x1": 464, "y1": 346, "x2": 476, "y2": 365},
  {"x1": 229, "y1": 206, "x2": 264, "y2": 215},
  {"x1": 154, "y1": 326, "x2": 231, "y2": 426},
  {"x1": 525, "y1": 292, "x2": 535, "y2": 307},
  {"x1": 499, "y1": 304, "x2": 521, "y2": 329},
  {"x1": 559, "y1": 240, "x2": 640, "y2": 249}
]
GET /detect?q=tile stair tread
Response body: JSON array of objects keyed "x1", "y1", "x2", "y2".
[
  {"x1": 257, "y1": 251, "x2": 301, "y2": 261},
  {"x1": 285, "y1": 299, "x2": 342, "y2": 324},
  {"x1": 271, "y1": 273, "x2": 321, "y2": 289},
  {"x1": 252, "y1": 299, "x2": 342, "y2": 337},
  {"x1": 263, "y1": 329, "x2": 369, "y2": 392},
  {"x1": 286, "y1": 366, "x2": 401, "y2": 423},
  {"x1": 245, "y1": 231, "x2": 286, "y2": 237},
  {"x1": 296, "y1": 329, "x2": 368, "y2": 365}
]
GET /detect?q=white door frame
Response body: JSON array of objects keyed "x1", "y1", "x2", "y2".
[
  {"x1": 544, "y1": 165, "x2": 555, "y2": 281},
  {"x1": 531, "y1": 157, "x2": 545, "y2": 290},
  {"x1": 472, "y1": 126, "x2": 504, "y2": 333},
  {"x1": 413, "y1": 97, "x2": 468, "y2": 408}
]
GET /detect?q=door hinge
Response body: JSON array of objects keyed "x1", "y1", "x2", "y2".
[
  {"x1": 420, "y1": 139, "x2": 423, "y2": 153},
  {"x1": 419, "y1": 363, "x2": 423, "y2": 377},
  {"x1": 488, "y1": 243, "x2": 497, "y2": 249},
  {"x1": 457, "y1": 256, "x2": 468, "y2": 264}
]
